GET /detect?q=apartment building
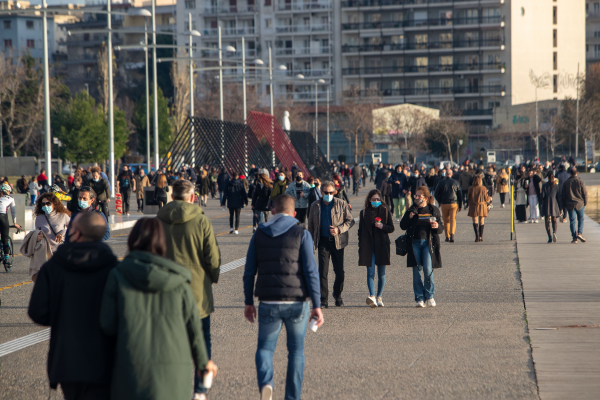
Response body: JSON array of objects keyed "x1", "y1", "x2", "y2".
[{"x1": 587, "y1": 0, "x2": 600, "y2": 66}]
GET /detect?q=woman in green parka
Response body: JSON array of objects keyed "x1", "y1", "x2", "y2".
[{"x1": 100, "y1": 218, "x2": 218, "y2": 400}]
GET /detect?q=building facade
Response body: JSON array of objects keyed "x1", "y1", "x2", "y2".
[{"x1": 0, "y1": 13, "x2": 55, "y2": 63}]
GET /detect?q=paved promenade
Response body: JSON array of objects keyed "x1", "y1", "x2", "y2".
[
  {"x1": 0, "y1": 186, "x2": 540, "y2": 399},
  {"x1": 516, "y1": 215, "x2": 600, "y2": 400}
]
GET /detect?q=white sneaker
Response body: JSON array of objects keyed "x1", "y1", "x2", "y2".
[
  {"x1": 126, "y1": 212, "x2": 130, "y2": 216},
  {"x1": 534, "y1": 219, "x2": 539, "y2": 224},
  {"x1": 376, "y1": 296, "x2": 384, "y2": 307},
  {"x1": 366, "y1": 296, "x2": 377, "y2": 308},
  {"x1": 415, "y1": 301, "x2": 425, "y2": 308},
  {"x1": 234, "y1": 230, "x2": 239, "y2": 235},
  {"x1": 501, "y1": 204, "x2": 505, "y2": 208},
  {"x1": 192, "y1": 394, "x2": 207, "y2": 400},
  {"x1": 260, "y1": 384, "x2": 273, "y2": 400},
  {"x1": 229, "y1": 228, "x2": 234, "y2": 234},
  {"x1": 425, "y1": 298, "x2": 437, "y2": 307}
]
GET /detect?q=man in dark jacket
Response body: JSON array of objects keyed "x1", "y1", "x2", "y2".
[
  {"x1": 90, "y1": 166, "x2": 111, "y2": 218},
  {"x1": 556, "y1": 164, "x2": 571, "y2": 223},
  {"x1": 216, "y1": 168, "x2": 230, "y2": 205},
  {"x1": 374, "y1": 164, "x2": 389, "y2": 190},
  {"x1": 65, "y1": 187, "x2": 111, "y2": 242},
  {"x1": 351, "y1": 163, "x2": 362, "y2": 194},
  {"x1": 390, "y1": 165, "x2": 408, "y2": 221},
  {"x1": 458, "y1": 166, "x2": 474, "y2": 207},
  {"x1": 561, "y1": 167, "x2": 588, "y2": 243},
  {"x1": 434, "y1": 169, "x2": 462, "y2": 243},
  {"x1": 243, "y1": 194, "x2": 324, "y2": 400},
  {"x1": 28, "y1": 211, "x2": 118, "y2": 399}
]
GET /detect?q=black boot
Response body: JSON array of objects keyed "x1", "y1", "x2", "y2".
[
  {"x1": 479, "y1": 224, "x2": 484, "y2": 242},
  {"x1": 473, "y1": 223, "x2": 479, "y2": 242},
  {"x1": 450, "y1": 234, "x2": 455, "y2": 243}
]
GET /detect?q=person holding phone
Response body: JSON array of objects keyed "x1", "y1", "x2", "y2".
[
  {"x1": 400, "y1": 186, "x2": 444, "y2": 308},
  {"x1": 358, "y1": 189, "x2": 394, "y2": 308}
]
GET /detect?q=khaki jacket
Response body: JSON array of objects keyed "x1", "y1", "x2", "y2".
[
  {"x1": 308, "y1": 197, "x2": 355, "y2": 250},
  {"x1": 495, "y1": 172, "x2": 509, "y2": 194},
  {"x1": 134, "y1": 175, "x2": 150, "y2": 199}
]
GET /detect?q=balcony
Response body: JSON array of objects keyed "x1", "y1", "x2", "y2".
[
  {"x1": 341, "y1": 16, "x2": 502, "y2": 30},
  {"x1": 203, "y1": 5, "x2": 257, "y2": 14},
  {"x1": 346, "y1": 85, "x2": 505, "y2": 97},
  {"x1": 202, "y1": 27, "x2": 256, "y2": 36},
  {"x1": 341, "y1": 0, "x2": 503, "y2": 7},
  {"x1": 275, "y1": 46, "x2": 332, "y2": 56},
  {"x1": 276, "y1": 1, "x2": 331, "y2": 11},
  {"x1": 342, "y1": 62, "x2": 504, "y2": 75},
  {"x1": 341, "y1": 38, "x2": 504, "y2": 53},
  {"x1": 286, "y1": 68, "x2": 332, "y2": 77},
  {"x1": 275, "y1": 24, "x2": 332, "y2": 33}
]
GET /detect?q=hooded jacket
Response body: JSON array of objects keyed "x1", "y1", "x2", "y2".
[
  {"x1": 28, "y1": 242, "x2": 118, "y2": 389},
  {"x1": 157, "y1": 201, "x2": 221, "y2": 318},
  {"x1": 222, "y1": 178, "x2": 248, "y2": 209},
  {"x1": 100, "y1": 251, "x2": 209, "y2": 400},
  {"x1": 284, "y1": 179, "x2": 312, "y2": 208},
  {"x1": 243, "y1": 214, "x2": 320, "y2": 308}
]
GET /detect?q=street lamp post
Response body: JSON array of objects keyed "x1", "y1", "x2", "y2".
[
  {"x1": 189, "y1": 13, "x2": 195, "y2": 167},
  {"x1": 144, "y1": 19, "x2": 151, "y2": 168},
  {"x1": 152, "y1": 0, "x2": 160, "y2": 172},
  {"x1": 42, "y1": 0, "x2": 51, "y2": 184},
  {"x1": 107, "y1": 0, "x2": 115, "y2": 196},
  {"x1": 326, "y1": 86, "x2": 330, "y2": 161}
]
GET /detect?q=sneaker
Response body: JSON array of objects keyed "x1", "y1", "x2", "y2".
[
  {"x1": 553, "y1": 232, "x2": 557, "y2": 243},
  {"x1": 334, "y1": 297, "x2": 344, "y2": 307},
  {"x1": 415, "y1": 301, "x2": 425, "y2": 308},
  {"x1": 577, "y1": 234, "x2": 586, "y2": 243},
  {"x1": 534, "y1": 219, "x2": 539, "y2": 224},
  {"x1": 425, "y1": 298, "x2": 436, "y2": 307},
  {"x1": 253, "y1": 227, "x2": 257, "y2": 233},
  {"x1": 126, "y1": 212, "x2": 130, "y2": 216},
  {"x1": 260, "y1": 384, "x2": 273, "y2": 400},
  {"x1": 547, "y1": 237, "x2": 553, "y2": 243},
  {"x1": 229, "y1": 228, "x2": 234, "y2": 234},
  {"x1": 571, "y1": 239, "x2": 578, "y2": 244},
  {"x1": 376, "y1": 297, "x2": 384, "y2": 307},
  {"x1": 234, "y1": 230, "x2": 239, "y2": 235},
  {"x1": 192, "y1": 394, "x2": 207, "y2": 400},
  {"x1": 366, "y1": 296, "x2": 377, "y2": 308},
  {"x1": 562, "y1": 218, "x2": 567, "y2": 223},
  {"x1": 501, "y1": 204, "x2": 505, "y2": 208}
]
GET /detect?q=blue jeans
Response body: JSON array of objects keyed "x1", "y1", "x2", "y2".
[
  {"x1": 193, "y1": 316, "x2": 211, "y2": 394},
  {"x1": 219, "y1": 190, "x2": 224, "y2": 205},
  {"x1": 367, "y1": 252, "x2": 386, "y2": 297},
  {"x1": 256, "y1": 302, "x2": 309, "y2": 400},
  {"x1": 567, "y1": 206, "x2": 585, "y2": 239},
  {"x1": 253, "y1": 210, "x2": 265, "y2": 227},
  {"x1": 412, "y1": 239, "x2": 434, "y2": 302},
  {"x1": 30, "y1": 194, "x2": 37, "y2": 206}
]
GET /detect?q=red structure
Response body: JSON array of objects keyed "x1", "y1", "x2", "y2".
[{"x1": 246, "y1": 111, "x2": 310, "y2": 177}]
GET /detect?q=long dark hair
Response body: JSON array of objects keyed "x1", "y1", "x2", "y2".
[
  {"x1": 364, "y1": 189, "x2": 387, "y2": 209},
  {"x1": 34, "y1": 192, "x2": 71, "y2": 218},
  {"x1": 128, "y1": 218, "x2": 166, "y2": 257},
  {"x1": 548, "y1": 171, "x2": 557, "y2": 186}
]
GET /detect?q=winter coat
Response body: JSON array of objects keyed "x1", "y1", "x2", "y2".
[
  {"x1": 270, "y1": 180, "x2": 288, "y2": 201},
  {"x1": 307, "y1": 186, "x2": 322, "y2": 207},
  {"x1": 540, "y1": 182, "x2": 562, "y2": 217},
  {"x1": 380, "y1": 178, "x2": 392, "y2": 196},
  {"x1": 434, "y1": 177, "x2": 463, "y2": 207},
  {"x1": 467, "y1": 185, "x2": 490, "y2": 217},
  {"x1": 252, "y1": 184, "x2": 273, "y2": 212},
  {"x1": 561, "y1": 175, "x2": 588, "y2": 211},
  {"x1": 34, "y1": 211, "x2": 70, "y2": 251},
  {"x1": 20, "y1": 229, "x2": 53, "y2": 280},
  {"x1": 90, "y1": 177, "x2": 111, "y2": 202},
  {"x1": 515, "y1": 179, "x2": 528, "y2": 206},
  {"x1": 495, "y1": 172, "x2": 509, "y2": 193},
  {"x1": 391, "y1": 172, "x2": 408, "y2": 198},
  {"x1": 28, "y1": 242, "x2": 118, "y2": 389},
  {"x1": 134, "y1": 175, "x2": 150, "y2": 199},
  {"x1": 157, "y1": 201, "x2": 221, "y2": 318},
  {"x1": 459, "y1": 171, "x2": 473, "y2": 190},
  {"x1": 308, "y1": 197, "x2": 355, "y2": 250},
  {"x1": 284, "y1": 180, "x2": 312, "y2": 209},
  {"x1": 67, "y1": 186, "x2": 80, "y2": 212},
  {"x1": 197, "y1": 176, "x2": 211, "y2": 196},
  {"x1": 374, "y1": 168, "x2": 389, "y2": 189},
  {"x1": 222, "y1": 179, "x2": 248, "y2": 209},
  {"x1": 334, "y1": 186, "x2": 351, "y2": 204},
  {"x1": 99, "y1": 251, "x2": 209, "y2": 400},
  {"x1": 217, "y1": 172, "x2": 230, "y2": 192},
  {"x1": 525, "y1": 174, "x2": 542, "y2": 199},
  {"x1": 357, "y1": 205, "x2": 395, "y2": 266},
  {"x1": 399, "y1": 203, "x2": 444, "y2": 269},
  {"x1": 408, "y1": 175, "x2": 427, "y2": 195}
]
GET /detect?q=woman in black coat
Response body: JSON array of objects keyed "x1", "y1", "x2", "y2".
[
  {"x1": 251, "y1": 173, "x2": 273, "y2": 232},
  {"x1": 399, "y1": 186, "x2": 444, "y2": 308},
  {"x1": 333, "y1": 174, "x2": 351, "y2": 209},
  {"x1": 221, "y1": 172, "x2": 248, "y2": 234},
  {"x1": 358, "y1": 189, "x2": 395, "y2": 308},
  {"x1": 540, "y1": 172, "x2": 562, "y2": 243},
  {"x1": 307, "y1": 177, "x2": 322, "y2": 207},
  {"x1": 196, "y1": 170, "x2": 211, "y2": 207}
]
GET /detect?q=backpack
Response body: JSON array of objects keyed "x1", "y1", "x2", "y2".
[{"x1": 121, "y1": 177, "x2": 130, "y2": 189}]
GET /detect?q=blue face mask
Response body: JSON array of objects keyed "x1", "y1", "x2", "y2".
[
  {"x1": 371, "y1": 201, "x2": 381, "y2": 208},
  {"x1": 278, "y1": 176, "x2": 285, "y2": 181},
  {"x1": 311, "y1": 184, "x2": 315, "y2": 188},
  {"x1": 93, "y1": 178, "x2": 99, "y2": 182},
  {"x1": 78, "y1": 199, "x2": 89, "y2": 209},
  {"x1": 442, "y1": 172, "x2": 447, "y2": 177},
  {"x1": 42, "y1": 205, "x2": 53, "y2": 214},
  {"x1": 323, "y1": 194, "x2": 333, "y2": 202}
]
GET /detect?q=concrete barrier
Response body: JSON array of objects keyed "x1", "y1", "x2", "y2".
[
  {"x1": 143, "y1": 186, "x2": 172, "y2": 215},
  {"x1": 0, "y1": 157, "x2": 37, "y2": 177}
]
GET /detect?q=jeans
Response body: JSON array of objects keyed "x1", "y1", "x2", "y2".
[
  {"x1": 295, "y1": 208, "x2": 308, "y2": 224},
  {"x1": 367, "y1": 252, "x2": 386, "y2": 297},
  {"x1": 317, "y1": 238, "x2": 345, "y2": 301},
  {"x1": 256, "y1": 302, "x2": 309, "y2": 400},
  {"x1": 219, "y1": 190, "x2": 224, "y2": 204},
  {"x1": 567, "y1": 206, "x2": 585, "y2": 239},
  {"x1": 253, "y1": 210, "x2": 264, "y2": 227},
  {"x1": 137, "y1": 198, "x2": 143, "y2": 211},
  {"x1": 528, "y1": 195, "x2": 539, "y2": 220},
  {"x1": 194, "y1": 316, "x2": 212, "y2": 394},
  {"x1": 30, "y1": 194, "x2": 37, "y2": 206},
  {"x1": 412, "y1": 239, "x2": 434, "y2": 302},
  {"x1": 392, "y1": 197, "x2": 406, "y2": 219}
]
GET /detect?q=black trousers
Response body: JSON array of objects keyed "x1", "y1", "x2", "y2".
[
  {"x1": 499, "y1": 192, "x2": 506, "y2": 205},
  {"x1": 98, "y1": 201, "x2": 109, "y2": 218},
  {"x1": 229, "y1": 207, "x2": 241, "y2": 229},
  {"x1": 462, "y1": 190, "x2": 469, "y2": 207},
  {"x1": 295, "y1": 207, "x2": 308, "y2": 223},
  {"x1": 0, "y1": 213, "x2": 9, "y2": 255},
  {"x1": 121, "y1": 190, "x2": 130, "y2": 213},
  {"x1": 137, "y1": 198, "x2": 144, "y2": 211},
  {"x1": 318, "y1": 238, "x2": 345, "y2": 301},
  {"x1": 61, "y1": 383, "x2": 110, "y2": 400},
  {"x1": 156, "y1": 196, "x2": 167, "y2": 209}
]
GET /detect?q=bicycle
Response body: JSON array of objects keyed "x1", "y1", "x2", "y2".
[{"x1": 2, "y1": 225, "x2": 21, "y2": 272}]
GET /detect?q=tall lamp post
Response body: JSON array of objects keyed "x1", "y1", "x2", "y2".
[{"x1": 42, "y1": 0, "x2": 51, "y2": 184}]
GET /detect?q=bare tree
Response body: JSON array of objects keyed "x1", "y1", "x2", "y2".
[
  {"x1": 382, "y1": 106, "x2": 433, "y2": 163},
  {"x1": 424, "y1": 104, "x2": 468, "y2": 163},
  {"x1": 97, "y1": 43, "x2": 116, "y2": 114},
  {"x1": 577, "y1": 98, "x2": 600, "y2": 166},
  {"x1": 170, "y1": 61, "x2": 191, "y2": 134}
]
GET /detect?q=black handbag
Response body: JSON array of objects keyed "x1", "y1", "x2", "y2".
[{"x1": 395, "y1": 234, "x2": 408, "y2": 256}]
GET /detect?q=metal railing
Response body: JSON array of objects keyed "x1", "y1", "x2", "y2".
[
  {"x1": 275, "y1": 24, "x2": 332, "y2": 33},
  {"x1": 341, "y1": 16, "x2": 501, "y2": 30},
  {"x1": 346, "y1": 85, "x2": 505, "y2": 97},
  {"x1": 203, "y1": 27, "x2": 256, "y2": 36},
  {"x1": 342, "y1": 62, "x2": 504, "y2": 75},
  {"x1": 342, "y1": 38, "x2": 503, "y2": 52},
  {"x1": 341, "y1": 0, "x2": 502, "y2": 7},
  {"x1": 285, "y1": 68, "x2": 332, "y2": 77},
  {"x1": 276, "y1": 1, "x2": 332, "y2": 11},
  {"x1": 275, "y1": 46, "x2": 332, "y2": 56},
  {"x1": 203, "y1": 5, "x2": 257, "y2": 14}
]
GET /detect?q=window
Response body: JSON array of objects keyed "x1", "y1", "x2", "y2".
[
  {"x1": 26, "y1": 20, "x2": 34, "y2": 29},
  {"x1": 440, "y1": 55, "x2": 453, "y2": 71},
  {"x1": 27, "y1": 39, "x2": 35, "y2": 48},
  {"x1": 553, "y1": 74, "x2": 558, "y2": 93},
  {"x1": 440, "y1": 32, "x2": 452, "y2": 48},
  {"x1": 465, "y1": 101, "x2": 479, "y2": 110},
  {"x1": 322, "y1": 61, "x2": 329, "y2": 70},
  {"x1": 415, "y1": 57, "x2": 428, "y2": 72},
  {"x1": 415, "y1": 80, "x2": 428, "y2": 95},
  {"x1": 184, "y1": 0, "x2": 196, "y2": 9},
  {"x1": 594, "y1": 44, "x2": 600, "y2": 58},
  {"x1": 553, "y1": 52, "x2": 557, "y2": 70},
  {"x1": 264, "y1": 0, "x2": 271, "y2": 6},
  {"x1": 266, "y1": 85, "x2": 270, "y2": 95},
  {"x1": 266, "y1": 18, "x2": 272, "y2": 28},
  {"x1": 553, "y1": 6, "x2": 557, "y2": 24},
  {"x1": 3, "y1": 20, "x2": 11, "y2": 29},
  {"x1": 440, "y1": 79, "x2": 453, "y2": 94},
  {"x1": 415, "y1": 34, "x2": 428, "y2": 50},
  {"x1": 553, "y1": 29, "x2": 557, "y2": 47},
  {"x1": 4, "y1": 39, "x2": 12, "y2": 48},
  {"x1": 488, "y1": 101, "x2": 501, "y2": 109},
  {"x1": 369, "y1": 81, "x2": 380, "y2": 90}
]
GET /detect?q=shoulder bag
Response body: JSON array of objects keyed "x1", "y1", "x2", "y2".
[{"x1": 43, "y1": 213, "x2": 63, "y2": 243}]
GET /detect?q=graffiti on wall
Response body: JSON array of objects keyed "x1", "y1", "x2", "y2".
[{"x1": 529, "y1": 69, "x2": 582, "y2": 93}]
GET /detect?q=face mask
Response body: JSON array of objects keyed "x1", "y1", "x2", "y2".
[
  {"x1": 371, "y1": 201, "x2": 381, "y2": 208},
  {"x1": 78, "y1": 199, "x2": 89, "y2": 209},
  {"x1": 296, "y1": 176, "x2": 302, "y2": 182},
  {"x1": 278, "y1": 176, "x2": 285, "y2": 181},
  {"x1": 42, "y1": 205, "x2": 53, "y2": 214},
  {"x1": 324, "y1": 194, "x2": 333, "y2": 202},
  {"x1": 414, "y1": 197, "x2": 425, "y2": 206},
  {"x1": 93, "y1": 178, "x2": 99, "y2": 182},
  {"x1": 311, "y1": 184, "x2": 315, "y2": 188},
  {"x1": 442, "y1": 172, "x2": 446, "y2": 177}
]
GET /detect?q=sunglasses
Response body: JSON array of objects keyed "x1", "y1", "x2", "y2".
[
  {"x1": 322, "y1": 190, "x2": 335, "y2": 195},
  {"x1": 41, "y1": 201, "x2": 52, "y2": 206}
]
